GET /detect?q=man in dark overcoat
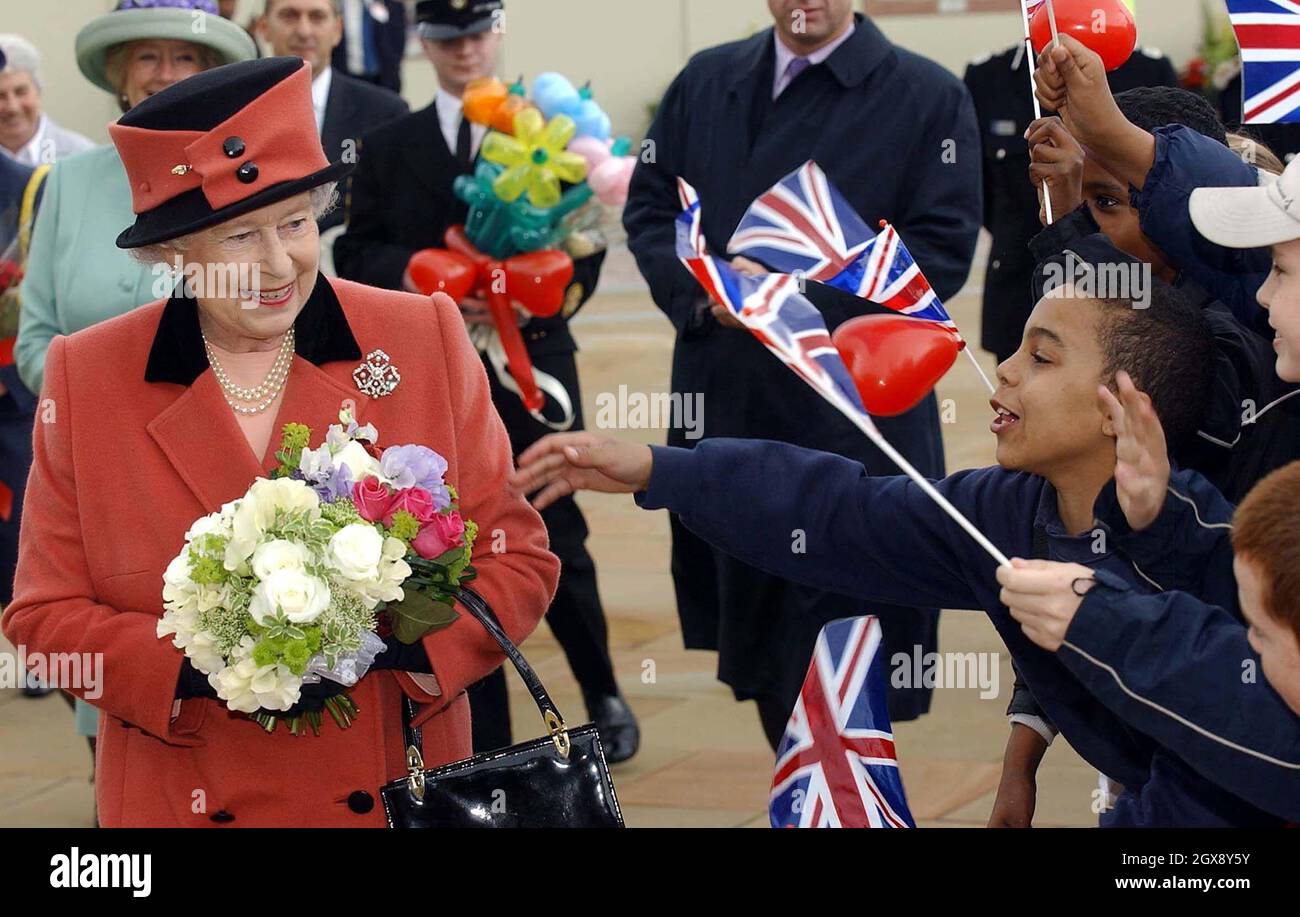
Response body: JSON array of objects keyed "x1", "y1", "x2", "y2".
[{"x1": 624, "y1": 0, "x2": 982, "y2": 746}]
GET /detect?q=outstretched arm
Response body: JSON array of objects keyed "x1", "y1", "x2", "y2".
[{"x1": 509, "y1": 432, "x2": 1016, "y2": 611}]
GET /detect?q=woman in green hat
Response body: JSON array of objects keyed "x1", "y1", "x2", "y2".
[
  {"x1": 16, "y1": 1, "x2": 257, "y2": 394},
  {"x1": 11, "y1": 1, "x2": 255, "y2": 819}
]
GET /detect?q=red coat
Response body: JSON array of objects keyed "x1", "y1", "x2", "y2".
[{"x1": 2, "y1": 277, "x2": 559, "y2": 827}]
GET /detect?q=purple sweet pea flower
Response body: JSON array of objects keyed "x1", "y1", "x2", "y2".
[
  {"x1": 380, "y1": 445, "x2": 451, "y2": 508},
  {"x1": 312, "y1": 463, "x2": 355, "y2": 503}
]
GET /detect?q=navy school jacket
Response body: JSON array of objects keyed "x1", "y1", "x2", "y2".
[
  {"x1": 1133, "y1": 125, "x2": 1274, "y2": 335},
  {"x1": 1066, "y1": 483, "x2": 1300, "y2": 823},
  {"x1": 635, "y1": 438, "x2": 1284, "y2": 826}
]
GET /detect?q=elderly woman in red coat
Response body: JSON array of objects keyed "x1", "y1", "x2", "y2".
[{"x1": 1, "y1": 57, "x2": 558, "y2": 827}]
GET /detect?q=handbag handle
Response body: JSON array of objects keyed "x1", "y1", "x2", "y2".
[{"x1": 401, "y1": 586, "x2": 571, "y2": 787}]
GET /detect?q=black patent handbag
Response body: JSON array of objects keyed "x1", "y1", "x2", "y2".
[{"x1": 380, "y1": 587, "x2": 625, "y2": 828}]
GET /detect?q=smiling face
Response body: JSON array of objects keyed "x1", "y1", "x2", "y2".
[
  {"x1": 991, "y1": 292, "x2": 1117, "y2": 481},
  {"x1": 0, "y1": 69, "x2": 42, "y2": 154},
  {"x1": 1082, "y1": 157, "x2": 1176, "y2": 283},
  {"x1": 1255, "y1": 238, "x2": 1300, "y2": 383},
  {"x1": 259, "y1": 0, "x2": 343, "y2": 78},
  {"x1": 1234, "y1": 555, "x2": 1300, "y2": 717},
  {"x1": 172, "y1": 192, "x2": 320, "y2": 352},
  {"x1": 118, "y1": 39, "x2": 207, "y2": 110}
]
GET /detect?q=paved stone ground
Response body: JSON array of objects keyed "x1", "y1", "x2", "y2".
[{"x1": 0, "y1": 242, "x2": 1098, "y2": 827}]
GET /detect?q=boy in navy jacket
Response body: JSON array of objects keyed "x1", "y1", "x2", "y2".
[
  {"x1": 990, "y1": 33, "x2": 1300, "y2": 823},
  {"x1": 997, "y1": 85, "x2": 1300, "y2": 824},
  {"x1": 510, "y1": 279, "x2": 1286, "y2": 826}
]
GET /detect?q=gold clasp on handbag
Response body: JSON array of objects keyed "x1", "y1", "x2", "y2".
[
  {"x1": 543, "y1": 708, "x2": 571, "y2": 760},
  {"x1": 406, "y1": 744, "x2": 426, "y2": 801}
]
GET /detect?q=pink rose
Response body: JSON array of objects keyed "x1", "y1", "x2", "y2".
[
  {"x1": 352, "y1": 476, "x2": 396, "y2": 522},
  {"x1": 411, "y1": 512, "x2": 466, "y2": 559},
  {"x1": 383, "y1": 487, "x2": 439, "y2": 528}
]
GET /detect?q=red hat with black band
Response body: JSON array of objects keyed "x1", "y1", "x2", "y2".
[{"x1": 110, "y1": 56, "x2": 352, "y2": 249}]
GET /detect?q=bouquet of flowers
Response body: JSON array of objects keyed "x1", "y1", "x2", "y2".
[{"x1": 157, "y1": 411, "x2": 477, "y2": 735}]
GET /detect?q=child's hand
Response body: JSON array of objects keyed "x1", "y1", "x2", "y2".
[
  {"x1": 509, "y1": 433, "x2": 654, "y2": 510},
  {"x1": 1098, "y1": 371, "x2": 1170, "y2": 532},
  {"x1": 997, "y1": 559, "x2": 1095, "y2": 651},
  {"x1": 1032, "y1": 35, "x2": 1127, "y2": 153},
  {"x1": 1026, "y1": 116, "x2": 1086, "y2": 225}
]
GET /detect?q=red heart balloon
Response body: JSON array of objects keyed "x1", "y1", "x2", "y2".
[
  {"x1": 503, "y1": 250, "x2": 574, "y2": 318},
  {"x1": 407, "y1": 248, "x2": 478, "y2": 300},
  {"x1": 832, "y1": 314, "x2": 962, "y2": 417},
  {"x1": 1030, "y1": 0, "x2": 1136, "y2": 72}
]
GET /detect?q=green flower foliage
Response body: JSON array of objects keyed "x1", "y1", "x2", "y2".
[
  {"x1": 187, "y1": 533, "x2": 230, "y2": 586},
  {"x1": 388, "y1": 509, "x2": 421, "y2": 546},
  {"x1": 320, "y1": 498, "x2": 362, "y2": 528},
  {"x1": 273, "y1": 423, "x2": 313, "y2": 478}
]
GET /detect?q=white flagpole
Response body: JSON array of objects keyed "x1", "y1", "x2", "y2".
[
  {"x1": 820, "y1": 383, "x2": 1012, "y2": 568},
  {"x1": 1045, "y1": 0, "x2": 1061, "y2": 48},
  {"x1": 1020, "y1": 1, "x2": 1054, "y2": 225},
  {"x1": 962, "y1": 346, "x2": 997, "y2": 394}
]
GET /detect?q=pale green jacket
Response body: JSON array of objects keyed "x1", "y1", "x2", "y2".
[{"x1": 17, "y1": 144, "x2": 163, "y2": 393}]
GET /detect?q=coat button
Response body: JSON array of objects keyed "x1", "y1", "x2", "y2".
[
  {"x1": 347, "y1": 791, "x2": 374, "y2": 814},
  {"x1": 236, "y1": 162, "x2": 259, "y2": 184},
  {"x1": 996, "y1": 148, "x2": 1007, "y2": 160},
  {"x1": 210, "y1": 810, "x2": 235, "y2": 823},
  {"x1": 223, "y1": 136, "x2": 245, "y2": 158}
]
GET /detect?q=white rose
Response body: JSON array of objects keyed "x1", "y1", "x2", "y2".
[
  {"x1": 251, "y1": 539, "x2": 313, "y2": 581},
  {"x1": 226, "y1": 478, "x2": 320, "y2": 569},
  {"x1": 248, "y1": 569, "x2": 331, "y2": 625},
  {"x1": 327, "y1": 523, "x2": 385, "y2": 582},
  {"x1": 332, "y1": 440, "x2": 386, "y2": 486},
  {"x1": 163, "y1": 552, "x2": 193, "y2": 590}
]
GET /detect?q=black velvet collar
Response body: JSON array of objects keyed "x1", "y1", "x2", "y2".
[{"x1": 144, "y1": 272, "x2": 363, "y2": 386}]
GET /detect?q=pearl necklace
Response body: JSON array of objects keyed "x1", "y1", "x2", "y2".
[{"x1": 202, "y1": 327, "x2": 296, "y2": 416}]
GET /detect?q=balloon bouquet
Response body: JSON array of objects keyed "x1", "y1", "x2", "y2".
[{"x1": 407, "y1": 73, "x2": 636, "y2": 420}]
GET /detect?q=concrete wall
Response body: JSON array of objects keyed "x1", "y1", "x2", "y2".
[{"x1": 11, "y1": 0, "x2": 1219, "y2": 145}]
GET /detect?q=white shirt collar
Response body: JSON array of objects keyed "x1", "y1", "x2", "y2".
[
  {"x1": 772, "y1": 19, "x2": 856, "y2": 99},
  {"x1": 435, "y1": 87, "x2": 487, "y2": 159},
  {"x1": 311, "y1": 66, "x2": 334, "y2": 134}
]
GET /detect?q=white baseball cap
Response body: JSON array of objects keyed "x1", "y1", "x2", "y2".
[{"x1": 1190, "y1": 154, "x2": 1300, "y2": 250}]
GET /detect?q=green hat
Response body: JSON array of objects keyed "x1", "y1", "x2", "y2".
[{"x1": 75, "y1": 2, "x2": 258, "y2": 96}]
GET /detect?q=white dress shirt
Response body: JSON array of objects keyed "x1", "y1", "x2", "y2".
[
  {"x1": 311, "y1": 65, "x2": 334, "y2": 135},
  {"x1": 435, "y1": 88, "x2": 487, "y2": 160},
  {"x1": 771, "y1": 19, "x2": 857, "y2": 100}
]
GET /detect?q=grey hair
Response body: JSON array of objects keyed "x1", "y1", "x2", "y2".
[
  {"x1": 0, "y1": 34, "x2": 42, "y2": 91},
  {"x1": 130, "y1": 181, "x2": 339, "y2": 264}
]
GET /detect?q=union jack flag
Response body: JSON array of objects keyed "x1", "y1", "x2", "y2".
[
  {"x1": 770, "y1": 616, "x2": 915, "y2": 828},
  {"x1": 726, "y1": 162, "x2": 957, "y2": 333},
  {"x1": 676, "y1": 178, "x2": 871, "y2": 422},
  {"x1": 1227, "y1": 0, "x2": 1300, "y2": 124}
]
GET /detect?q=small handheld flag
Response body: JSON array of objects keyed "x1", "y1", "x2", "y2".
[
  {"x1": 727, "y1": 162, "x2": 995, "y2": 393},
  {"x1": 676, "y1": 178, "x2": 1011, "y2": 568},
  {"x1": 770, "y1": 616, "x2": 915, "y2": 828}
]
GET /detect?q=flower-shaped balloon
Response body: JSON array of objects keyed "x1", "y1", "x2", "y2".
[{"x1": 481, "y1": 108, "x2": 588, "y2": 209}]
